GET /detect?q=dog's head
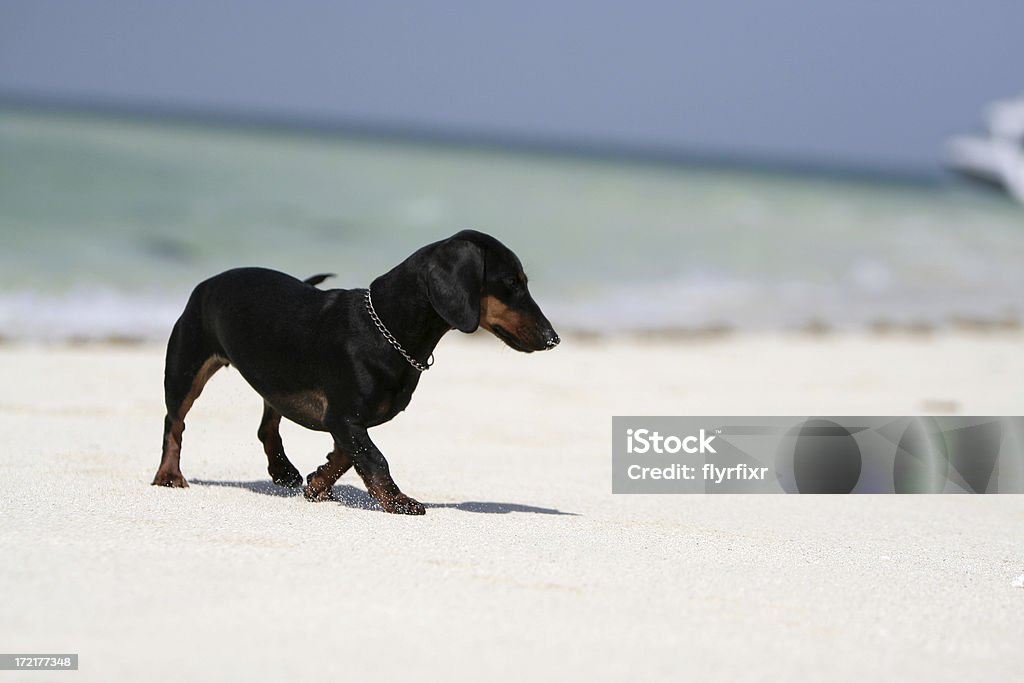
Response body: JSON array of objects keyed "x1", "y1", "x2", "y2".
[{"x1": 425, "y1": 230, "x2": 559, "y2": 352}]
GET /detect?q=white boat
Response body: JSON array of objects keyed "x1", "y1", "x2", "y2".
[{"x1": 947, "y1": 96, "x2": 1024, "y2": 203}]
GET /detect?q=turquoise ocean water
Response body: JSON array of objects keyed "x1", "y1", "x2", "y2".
[{"x1": 1, "y1": 107, "x2": 1022, "y2": 340}]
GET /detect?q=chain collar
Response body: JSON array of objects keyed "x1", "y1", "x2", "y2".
[{"x1": 364, "y1": 287, "x2": 433, "y2": 372}]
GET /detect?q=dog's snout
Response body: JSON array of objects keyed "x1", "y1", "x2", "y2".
[{"x1": 545, "y1": 330, "x2": 560, "y2": 348}]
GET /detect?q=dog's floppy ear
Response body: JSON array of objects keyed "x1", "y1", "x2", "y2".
[{"x1": 425, "y1": 238, "x2": 483, "y2": 333}]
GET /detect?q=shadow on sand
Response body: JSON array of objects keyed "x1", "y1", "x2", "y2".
[{"x1": 190, "y1": 479, "x2": 578, "y2": 516}]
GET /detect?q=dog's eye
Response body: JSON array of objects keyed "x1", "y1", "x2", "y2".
[{"x1": 503, "y1": 277, "x2": 519, "y2": 290}]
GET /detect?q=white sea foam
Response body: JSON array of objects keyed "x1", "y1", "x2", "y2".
[
  {"x1": 545, "y1": 272, "x2": 1022, "y2": 333},
  {"x1": 0, "y1": 288, "x2": 184, "y2": 342}
]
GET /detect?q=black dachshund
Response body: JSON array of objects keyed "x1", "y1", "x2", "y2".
[{"x1": 153, "y1": 230, "x2": 559, "y2": 514}]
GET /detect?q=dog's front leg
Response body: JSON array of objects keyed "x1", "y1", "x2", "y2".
[
  {"x1": 310, "y1": 425, "x2": 426, "y2": 515},
  {"x1": 303, "y1": 441, "x2": 353, "y2": 502},
  {"x1": 349, "y1": 427, "x2": 426, "y2": 515}
]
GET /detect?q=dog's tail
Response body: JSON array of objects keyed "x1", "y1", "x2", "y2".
[{"x1": 303, "y1": 273, "x2": 335, "y2": 287}]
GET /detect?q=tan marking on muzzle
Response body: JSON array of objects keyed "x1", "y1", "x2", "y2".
[{"x1": 480, "y1": 295, "x2": 529, "y2": 335}]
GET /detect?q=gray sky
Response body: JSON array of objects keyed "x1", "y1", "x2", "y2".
[{"x1": 1, "y1": 1, "x2": 1022, "y2": 175}]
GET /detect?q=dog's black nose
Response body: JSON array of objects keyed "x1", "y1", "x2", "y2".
[{"x1": 545, "y1": 331, "x2": 560, "y2": 348}]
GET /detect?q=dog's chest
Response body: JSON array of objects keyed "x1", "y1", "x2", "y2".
[
  {"x1": 363, "y1": 374, "x2": 420, "y2": 425},
  {"x1": 368, "y1": 388, "x2": 411, "y2": 424}
]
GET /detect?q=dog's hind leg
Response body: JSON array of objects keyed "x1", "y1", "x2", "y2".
[
  {"x1": 153, "y1": 309, "x2": 226, "y2": 488},
  {"x1": 258, "y1": 402, "x2": 302, "y2": 487}
]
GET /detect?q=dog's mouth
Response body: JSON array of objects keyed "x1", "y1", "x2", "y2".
[{"x1": 491, "y1": 325, "x2": 534, "y2": 353}]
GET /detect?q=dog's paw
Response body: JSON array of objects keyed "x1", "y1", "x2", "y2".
[
  {"x1": 152, "y1": 472, "x2": 189, "y2": 488},
  {"x1": 302, "y1": 483, "x2": 335, "y2": 502},
  {"x1": 383, "y1": 494, "x2": 426, "y2": 516},
  {"x1": 269, "y1": 465, "x2": 303, "y2": 488}
]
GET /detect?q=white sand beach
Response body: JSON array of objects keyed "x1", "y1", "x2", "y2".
[{"x1": 1, "y1": 332, "x2": 1023, "y2": 681}]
